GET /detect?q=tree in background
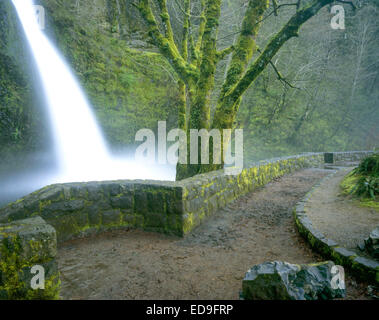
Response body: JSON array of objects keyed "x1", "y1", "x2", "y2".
[
  {"x1": 237, "y1": 0, "x2": 379, "y2": 163},
  {"x1": 134, "y1": 0, "x2": 350, "y2": 180}
]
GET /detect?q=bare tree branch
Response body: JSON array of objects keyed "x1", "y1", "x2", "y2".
[
  {"x1": 257, "y1": 48, "x2": 301, "y2": 89},
  {"x1": 212, "y1": 0, "x2": 334, "y2": 130}
]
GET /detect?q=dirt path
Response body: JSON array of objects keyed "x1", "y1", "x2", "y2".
[
  {"x1": 58, "y1": 168, "x2": 370, "y2": 300},
  {"x1": 306, "y1": 168, "x2": 379, "y2": 250}
]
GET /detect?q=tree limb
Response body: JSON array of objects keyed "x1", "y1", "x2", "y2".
[
  {"x1": 135, "y1": 0, "x2": 198, "y2": 84},
  {"x1": 190, "y1": 0, "x2": 222, "y2": 130},
  {"x1": 230, "y1": 0, "x2": 333, "y2": 107},
  {"x1": 336, "y1": 0, "x2": 356, "y2": 10},
  {"x1": 212, "y1": 0, "x2": 334, "y2": 130},
  {"x1": 156, "y1": 0, "x2": 177, "y2": 47},
  {"x1": 257, "y1": 47, "x2": 300, "y2": 89},
  {"x1": 218, "y1": 0, "x2": 269, "y2": 102},
  {"x1": 181, "y1": 0, "x2": 191, "y2": 61},
  {"x1": 272, "y1": 0, "x2": 278, "y2": 16},
  {"x1": 216, "y1": 45, "x2": 235, "y2": 61},
  {"x1": 194, "y1": 0, "x2": 207, "y2": 65}
]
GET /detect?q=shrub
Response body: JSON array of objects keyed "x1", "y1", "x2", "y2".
[
  {"x1": 349, "y1": 154, "x2": 379, "y2": 199},
  {"x1": 353, "y1": 153, "x2": 379, "y2": 177}
]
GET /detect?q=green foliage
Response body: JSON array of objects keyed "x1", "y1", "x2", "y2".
[
  {"x1": 0, "y1": 2, "x2": 30, "y2": 156},
  {"x1": 354, "y1": 153, "x2": 379, "y2": 177},
  {"x1": 349, "y1": 154, "x2": 379, "y2": 199},
  {"x1": 342, "y1": 154, "x2": 379, "y2": 201},
  {"x1": 351, "y1": 176, "x2": 379, "y2": 199}
]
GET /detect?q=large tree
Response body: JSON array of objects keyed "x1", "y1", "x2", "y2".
[{"x1": 134, "y1": 0, "x2": 341, "y2": 180}]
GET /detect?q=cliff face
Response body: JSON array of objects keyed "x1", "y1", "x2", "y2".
[
  {"x1": 0, "y1": 0, "x2": 178, "y2": 166},
  {"x1": 0, "y1": 0, "x2": 49, "y2": 163}
]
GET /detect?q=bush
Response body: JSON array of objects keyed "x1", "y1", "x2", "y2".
[
  {"x1": 353, "y1": 153, "x2": 379, "y2": 177},
  {"x1": 349, "y1": 154, "x2": 379, "y2": 199},
  {"x1": 351, "y1": 176, "x2": 379, "y2": 199}
]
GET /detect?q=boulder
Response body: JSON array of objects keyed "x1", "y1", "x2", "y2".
[
  {"x1": 242, "y1": 261, "x2": 345, "y2": 300},
  {"x1": 365, "y1": 226, "x2": 379, "y2": 259}
]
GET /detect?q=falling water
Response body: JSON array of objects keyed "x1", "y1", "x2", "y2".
[{"x1": 11, "y1": 0, "x2": 175, "y2": 183}]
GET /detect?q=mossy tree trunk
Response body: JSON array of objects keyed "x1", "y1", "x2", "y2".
[{"x1": 136, "y1": 0, "x2": 334, "y2": 180}]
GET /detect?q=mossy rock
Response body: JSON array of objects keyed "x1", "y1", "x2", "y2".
[{"x1": 0, "y1": 216, "x2": 60, "y2": 300}]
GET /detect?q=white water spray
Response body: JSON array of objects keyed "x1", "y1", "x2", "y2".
[{"x1": 12, "y1": 0, "x2": 174, "y2": 182}]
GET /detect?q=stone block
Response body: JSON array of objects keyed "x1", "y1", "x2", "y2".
[
  {"x1": 86, "y1": 183, "x2": 104, "y2": 201},
  {"x1": 41, "y1": 200, "x2": 85, "y2": 219},
  {"x1": 0, "y1": 217, "x2": 59, "y2": 299},
  {"x1": 110, "y1": 195, "x2": 133, "y2": 211},
  {"x1": 134, "y1": 188, "x2": 148, "y2": 215},
  {"x1": 102, "y1": 210, "x2": 122, "y2": 226},
  {"x1": 331, "y1": 247, "x2": 357, "y2": 267},
  {"x1": 147, "y1": 192, "x2": 165, "y2": 215}
]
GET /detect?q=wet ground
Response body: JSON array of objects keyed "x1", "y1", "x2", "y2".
[
  {"x1": 58, "y1": 168, "x2": 371, "y2": 300},
  {"x1": 307, "y1": 168, "x2": 379, "y2": 250}
]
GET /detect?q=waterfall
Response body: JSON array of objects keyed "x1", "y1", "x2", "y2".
[{"x1": 11, "y1": 0, "x2": 174, "y2": 182}]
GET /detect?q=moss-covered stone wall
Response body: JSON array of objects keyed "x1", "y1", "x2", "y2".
[
  {"x1": 294, "y1": 171, "x2": 379, "y2": 284},
  {"x1": 0, "y1": 152, "x2": 323, "y2": 242},
  {"x1": 0, "y1": 180, "x2": 183, "y2": 242},
  {"x1": 180, "y1": 153, "x2": 324, "y2": 234},
  {"x1": 0, "y1": 151, "x2": 373, "y2": 243},
  {"x1": 324, "y1": 151, "x2": 374, "y2": 164}
]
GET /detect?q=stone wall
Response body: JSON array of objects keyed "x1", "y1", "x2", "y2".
[
  {"x1": 0, "y1": 151, "x2": 373, "y2": 243},
  {"x1": 0, "y1": 180, "x2": 183, "y2": 243},
  {"x1": 0, "y1": 153, "x2": 325, "y2": 242},
  {"x1": 324, "y1": 151, "x2": 374, "y2": 164},
  {"x1": 294, "y1": 171, "x2": 379, "y2": 284},
  {"x1": 180, "y1": 153, "x2": 324, "y2": 234}
]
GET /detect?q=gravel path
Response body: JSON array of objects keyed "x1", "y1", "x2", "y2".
[
  {"x1": 306, "y1": 168, "x2": 379, "y2": 250},
  {"x1": 58, "y1": 168, "x2": 370, "y2": 300}
]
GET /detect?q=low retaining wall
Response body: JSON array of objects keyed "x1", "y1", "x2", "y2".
[
  {"x1": 0, "y1": 150, "x2": 373, "y2": 299},
  {"x1": 294, "y1": 171, "x2": 379, "y2": 284},
  {"x1": 0, "y1": 153, "x2": 325, "y2": 242},
  {"x1": 180, "y1": 153, "x2": 324, "y2": 234},
  {"x1": 0, "y1": 151, "x2": 373, "y2": 242},
  {"x1": 0, "y1": 180, "x2": 183, "y2": 242},
  {"x1": 324, "y1": 150, "x2": 373, "y2": 164}
]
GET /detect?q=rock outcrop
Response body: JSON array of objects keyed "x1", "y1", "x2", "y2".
[
  {"x1": 365, "y1": 226, "x2": 379, "y2": 260},
  {"x1": 242, "y1": 261, "x2": 346, "y2": 300}
]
